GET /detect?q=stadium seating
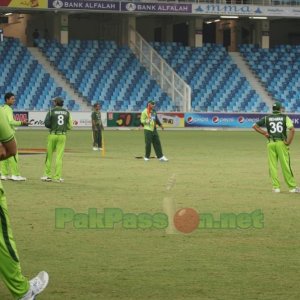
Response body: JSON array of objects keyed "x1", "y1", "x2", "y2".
[
  {"x1": 239, "y1": 44, "x2": 300, "y2": 112},
  {"x1": 0, "y1": 37, "x2": 79, "y2": 111},
  {"x1": 0, "y1": 37, "x2": 275, "y2": 113},
  {"x1": 151, "y1": 42, "x2": 268, "y2": 112},
  {"x1": 35, "y1": 39, "x2": 174, "y2": 111}
]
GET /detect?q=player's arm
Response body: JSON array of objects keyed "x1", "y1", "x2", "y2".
[
  {"x1": 44, "y1": 111, "x2": 51, "y2": 128},
  {"x1": 140, "y1": 110, "x2": 148, "y2": 125},
  {"x1": 252, "y1": 117, "x2": 269, "y2": 138},
  {"x1": 6, "y1": 108, "x2": 27, "y2": 126},
  {"x1": 253, "y1": 124, "x2": 269, "y2": 138},
  {"x1": 8, "y1": 114, "x2": 22, "y2": 127},
  {"x1": 91, "y1": 112, "x2": 96, "y2": 129},
  {"x1": 67, "y1": 113, "x2": 73, "y2": 130},
  {"x1": 155, "y1": 114, "x2": 164, "y2": 130},
  {"x1": 0, "y1": 109, "x2": 17, "y2": 160},
  {"x1": 100, "y1": 119, "x2": 104, "y2": 131},
  {"x1": 285, "y1": 117, "x2": 295, "y2": 146},
  {"x1": 10, "y1": 119, "x2": 26, "y2": 126},
  {"x1": 0, "y1": 139, "x2": 17, "y2": 161}
]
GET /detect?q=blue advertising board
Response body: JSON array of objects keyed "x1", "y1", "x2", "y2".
[
  {"x1": 49, "y1": 0, "x2": 120, "y2": 10},
  {"x1": 121, "y1": 2, "x2": 192, "y2": 13},
  {"x1": 184, "y1": 113, "x2": 300, "y2": 128}
]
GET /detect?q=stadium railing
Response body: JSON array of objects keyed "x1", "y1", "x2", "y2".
[{"x1": 128, "y1": 27, "x2": 191, "y2": 112}]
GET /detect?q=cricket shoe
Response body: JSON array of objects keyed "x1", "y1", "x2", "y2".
[
  {"x1": 272, "y1": 188, "x2": 280, "y2": 193},
  {"x1": 92, "y1": 147, "x2": 98, "y2": 151},
  {"x1": 19, "y1": 271, "x2": 49, "y2": 300},
  {"x1": 11, "y1": 175, "x2": 26, "y2": 181},
  {"x1": 52, "y1": 178, "x2": 64, "y2": 183},
  {"x1": 41, "y1": 176, "x2": 52, "y2": 182},
  {"x1": 159, "y1": 156, "x2": 169, "y2": 162},
  {"x1": 98, "y1": 148, "x2": 103, "y2": 150},
  {"x1": 144, "y1": 157, "x2": 150, "y2": 161},
  {"x1": 289, "y1": 187, "x2": 300, "y2": 193},
  {"x1": 0, "y1": 175, "x2": 10, "y2": 180}
]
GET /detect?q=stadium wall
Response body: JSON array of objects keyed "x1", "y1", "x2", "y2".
[{"x1": 2, "y1": 10, "x2": 300, "y2": 48}]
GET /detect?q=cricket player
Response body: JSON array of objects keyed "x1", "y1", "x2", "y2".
[
  {"x1": 253, "y1": 101, "x2": 300, "y2": 193},
  {"x1": 91, "y1": 103, "x2": 104, "y2": 151},
  {"x1": 0, "y1": 107, "x2": 49, "y2": 299},
  {"x1": 41, "y1": 97, "x2": 72, "y2": 182},
  {"x1": 1, "y1": 92, "x2": 27, "y2": 181},
  {"x1": 140, "y1": 100, "x2": 168, "y2": 162}
]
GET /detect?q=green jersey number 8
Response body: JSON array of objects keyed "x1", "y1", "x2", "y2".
[
  {"x1": 58, "y1": 115, "x2": 65, "y2": 125},
  {"x1": 269, "y1": 121, "x2": 283, "y2": 133}
]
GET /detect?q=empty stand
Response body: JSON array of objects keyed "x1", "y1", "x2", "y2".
[
  {"x1": 239, "y1": 44, "x2": 300, "y2": 112},
  {"x1": 0, "y1": 37, "x2": 79, "y2": 111},
  {"x1": 151, "y1": 42, "x2": 268, "y2": 112},
  {"x1": 36, "y1": 39, "x2": 174, "y2": 112},
  {"x1": 0, "y1": 37, "x2": 273, "y2": 113}
]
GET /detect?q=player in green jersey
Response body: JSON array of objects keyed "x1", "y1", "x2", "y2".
[
  {"x1": 1, "y1": 92, "x2": 28, "y2": 181},
  {"x1": 91, "y1": 103, "x2": 104, "y2": 151},
  {"x1": 140, "y1": 100, "x2": 168, "y2": 162},
  {"x1": 253, "y1": 101, "x2": 300, "y2": 193},
  {"x1": 0, "y1": 107, "x2": 49, "y2": 299},
  {"x1": 41, "y1": 97, "x2": 72, "y2": 183}
]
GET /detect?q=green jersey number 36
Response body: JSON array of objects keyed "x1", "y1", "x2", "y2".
[{"x1": 269, "y1": 121, "x2": 283, "y2": 133}]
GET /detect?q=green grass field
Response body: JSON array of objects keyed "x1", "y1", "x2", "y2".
[{"x1": 1, "y1": 129, "x2": 300, "y2": 300}]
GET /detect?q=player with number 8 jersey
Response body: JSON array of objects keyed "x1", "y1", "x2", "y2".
[
  {"x1": 253, "y1": 101, "x2": 300, "y2": 193},
  {"x1": 41, "y1": 97, "x2": 72, "y2": 183}
]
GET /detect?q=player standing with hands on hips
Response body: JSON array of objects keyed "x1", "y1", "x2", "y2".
[
  {"x1": 253, "y1": 101, "x2": 300, "y2": 193},
  {"x1": 140, "y1": 100, "x2": 168, "y2": 162},
  {"x1": 0, "y1": 107, "x2": 49, "y2": 299},
  {"x1": 1, "y1": 92, "x2": 28, "y2": 181},
  {"x1": 41, "y1": 97, "x2": 72, "y2": 182}
]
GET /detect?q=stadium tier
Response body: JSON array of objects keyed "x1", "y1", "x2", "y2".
[
  {"x1": 151, "y1": 42, "x2": 269, "y2": 113},
  {"x1": 239, "y1": 44, "x2": 300, "y2": 112},
  {"x1": 35, "y1": 39, "x2": 174, "y2": 112},
  {"x1": 1, "y1": 37, "x2": 284, "y2": 113},
  {"x1": 0, "y1": 37, "x2": 79, "y2": 111}
]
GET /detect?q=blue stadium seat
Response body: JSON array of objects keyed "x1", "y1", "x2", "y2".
[
  {"x1": 0, "y1": 37, "x2": 80, "y2": 111},
  {"x1": 152, "y1": 42, "x2": 266, "y2": 112},
  {"x1": 36, "y1": 39, "x2": 173, "y2": 111},
  {"x1": 239, "y1": 44, "x2": 300, "y2": 112}
]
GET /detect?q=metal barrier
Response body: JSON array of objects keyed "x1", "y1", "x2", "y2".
[{"x1": 129, "y1": 27, "x2": 191, "y2": 112}]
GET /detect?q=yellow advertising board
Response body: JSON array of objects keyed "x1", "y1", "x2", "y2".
[{"x1": 0, "y1": 0, "x2": 47, "y2": 8}]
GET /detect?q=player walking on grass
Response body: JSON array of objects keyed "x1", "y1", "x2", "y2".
[
  {"x1": 0, "y1": 92, "x2": 27, "y2": 181},
  {"x1": 41, "y1": 97, "x2": 72, "y2": 183},
  {"x1": 0, "y1": 107, "x2": 49, "y2": 299},
  {"x1": 140, "y1": 100, "x2": 168, "y2": 162},
  {"x1": 91, "y1": 103, "x2": 104, "y2": 151},
  {"x1": 253, "y1": 101, "x2": 300, "y2": 193}
]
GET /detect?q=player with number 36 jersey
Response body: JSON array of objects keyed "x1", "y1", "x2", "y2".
[
  {"x1": 253, "y1": 101, "x2": 300, "y2": 193},
  {"x1": 41, "y1": 97, "x2": 72, "y2": 183}
]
